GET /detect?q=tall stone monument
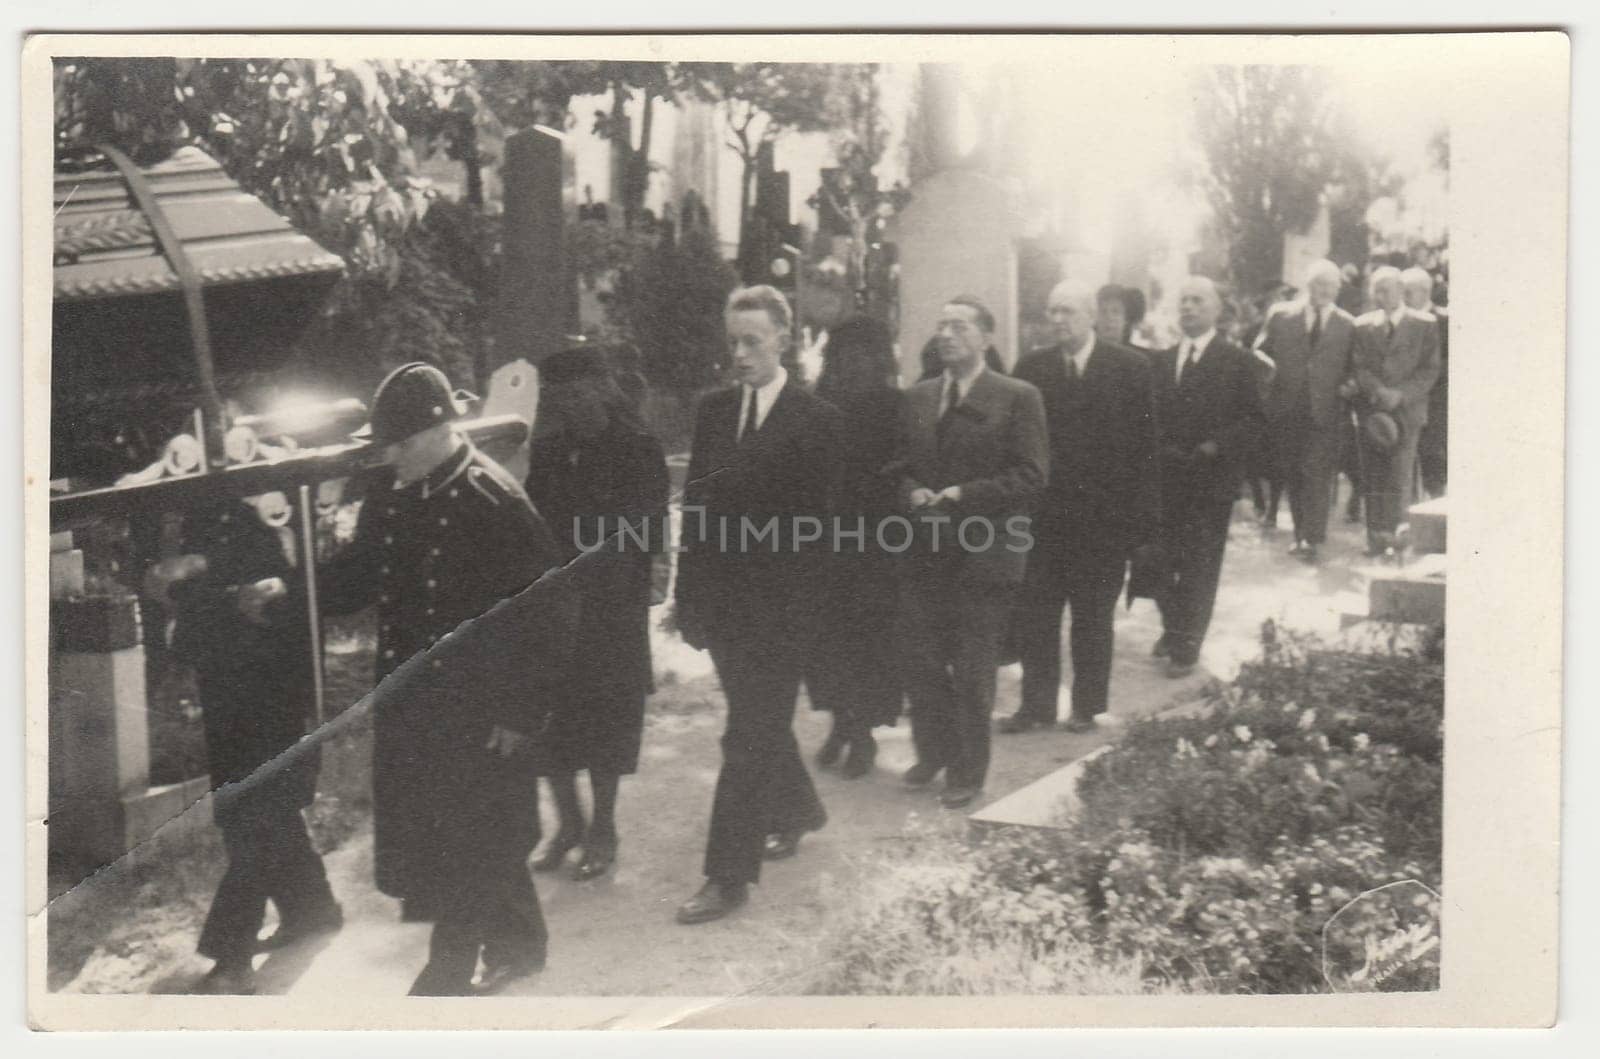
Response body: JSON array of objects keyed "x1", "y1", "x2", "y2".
[
  {"x1": 493, "y1": 126, "x2": 574, "y2": 377},
  {"x1": 889, "y1": 65, "x2": 1023, "y2": 383}
]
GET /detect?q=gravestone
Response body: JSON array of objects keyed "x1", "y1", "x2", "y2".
[
  {"x1": 889, "y1": 168, "x2": 1022, "y2": 384},
  {"x1": 493, "y1": 127, "x2": 573, "y2": 377}
]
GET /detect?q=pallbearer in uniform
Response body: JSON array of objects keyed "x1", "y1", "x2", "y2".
[
  {"x1": 313, "y1": 362, "x2": 567, "y2": 996},
  {"x1": 524, "y1": 344, "x2": 670, "y2": 881},
  {"x1": 674, "y1": 286, "x2": 839, "y2": 925},
  {"x1": 153, "y1": 499, "x2": 342, "y2": 996}
]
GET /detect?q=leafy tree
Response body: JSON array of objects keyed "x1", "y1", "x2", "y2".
[
  {"x1": 1192, "y1": 65, "x2": 1362, "y2": 295},
  {"x1": 625, "y1": 194, "x2": 735, "y2": 393},
  {"x1": 53, "y1": 56, "x2": 493, "y2": 390},
  {"x1": 678, "y1": 62, "x2": 843, "y2": 274}
]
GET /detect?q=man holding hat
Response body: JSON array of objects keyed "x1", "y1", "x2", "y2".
[
  {"x1": 305, "y1": 361, "x2": 567, "y2": 995},
  {"x1": 1350, "y1": 267, "x2": 1442, "y2": 558}
]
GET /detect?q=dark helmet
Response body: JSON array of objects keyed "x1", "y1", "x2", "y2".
[{"x1": 355, "y1": 362, "x2": 476, "y2": 446}]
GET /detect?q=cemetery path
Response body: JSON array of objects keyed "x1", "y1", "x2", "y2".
[{"x1": 64, "y1": 493, "x2": 1381, "y2": 1005}]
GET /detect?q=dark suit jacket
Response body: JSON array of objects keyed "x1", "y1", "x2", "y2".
[
  {"x1": 1255, "y1": 300, "x2": 1357, "y2": 428},
  {"x1": 894, "y1": 369, "x2": 1048, "y2": 584},
  {"x1": 1013, "y1": 339, "x2": 1160, "y2": 557},
  {"x1": 675, "y1": 376, "x2": 840, "y2": 647},
  {"x1": 1353, "y1": 307, "x2": 1442, "y2": 433},
  {"x1": 1151, "y1": 335, "x2": 1267, "y2": 506}
]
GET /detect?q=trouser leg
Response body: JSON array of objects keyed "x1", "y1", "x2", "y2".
[
  {"x1": 1166, "y1": 500, "x2": 1233, "y2": 663},
  {"x1": 947, "y1": 585, "x2": 1011, "y2": 790},
  {"x1": 897, "y1": 576, "x2": 957, "y2": 771},
  {"x1": 1016, "y1": 554, "x2": 1070, "y2": 722},
  {"x1": 1298, "y1": 425, "x2": 1339, "y2": 546},
  {"x1": 1065, "y1": 551, "x2": 1126, "y2": 718},
  {"x1": 1363, "y1": 433, "x2": 1401, "y2": 542},
  {"x1": 703, "y1": 640, "x2": 810, "y2": 885},
  {"x1": 197, "y1": 807, "x2": 272, "y2": 965}
]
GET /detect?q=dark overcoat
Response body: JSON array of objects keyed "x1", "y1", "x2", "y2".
[
  {"x1": 525, "y1": 421, "x2": 669, "y2": 775},
  {"x1": 674, "y1": 379, "x2": 841, "y2": 653},
  {"x1": 801, "y1": 385, "x2": 904, "y2": 727},
  {"x1": 169, "y1": 500, "x2": 319, "y2": 821},
  {"x1": 320, "y1": 442, "x2": 569, "y2": 910}
]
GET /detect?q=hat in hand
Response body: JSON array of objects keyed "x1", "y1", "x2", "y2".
[
  {"x1": 354, "y1": 362, "x2": 476, "y2": 446},
  {"x1": 1362, "y1": 411, "x2": 1401, "y2": 452}
]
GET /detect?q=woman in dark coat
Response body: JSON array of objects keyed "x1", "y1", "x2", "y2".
[
  {"x1": 808, "y1": 314, "x2": 906, "y2": 777},
  {"x1": 524, "y1": 347, "x2": 670, "y2": 879}
]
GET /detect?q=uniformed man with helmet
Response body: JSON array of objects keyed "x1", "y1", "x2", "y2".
[{"x1": 300, "y1": 362, "x2": 567, "y2": 996}]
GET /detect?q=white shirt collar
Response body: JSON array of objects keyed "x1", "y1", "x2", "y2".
[
  {"x1": 1307, "y1": 302, "x2": 1330, "y2": 326},
  {"x1": 1180, "y1": 329, "x2": 1216, "y2": 359},
  {"x1": 1385, "y1": 307, "x2": 1406, "y2": 327},
  {"x1": 1067, "y1": 334, "x2": 1096, "y2": 374},
  {"x1": 942, "y1": 362, "x2": 986, "y2": 402},
  {"x1": 740, "y1": 366, "x2": 789, "y2": 434}
]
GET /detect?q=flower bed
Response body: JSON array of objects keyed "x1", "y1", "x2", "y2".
[{"x1": 813, "y1": 622, "x2": 1444, "y2": 995}]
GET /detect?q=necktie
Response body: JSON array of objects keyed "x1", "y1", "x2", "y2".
[
  {"x1": 1386, "y1": 316, "x2": 1396, "y2": 341},
  {"x1": 738, "y1": 386, "x2": 757, "y2": 443},
  {"x1": 934, "y1": 375, "x2": 960, "y2": 422},
  {"x1": 1308, "y1": 308, "x2": 1323, "y2": 349},
  {"x1": 1177, "y1": 343, "x2": 1196, "y2": 385}
]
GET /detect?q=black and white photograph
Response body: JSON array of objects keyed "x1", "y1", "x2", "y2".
[{"x1": 20, "y1": 31, "x2": 1566, "y2": 1030}]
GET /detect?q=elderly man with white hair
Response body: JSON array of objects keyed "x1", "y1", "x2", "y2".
[
  {"x1": 1350, "y1": 266, "x2": 1442, "y2": 558},
  {"x1": 1402, "y1": 267, "x2": 1449, "y2": 498},
  {"x1": 1253, "y1": 259, "x2": 1358, "y2": 562},
  {"x1": 1149, "y1": 276, "x2": 1266, "y2": 677},
  {"x1": 1005, "y1": 279, "x2": 1160, "y2": 733}
]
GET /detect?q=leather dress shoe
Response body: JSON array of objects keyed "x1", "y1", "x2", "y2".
[
  {"x1": 472, "y1": 954, "x2": 545, "y2": 996},
  {"x1": 676, "y1": 880, "x2": 748, "y2": 925},
  {"x1": 903, "y1": 761, "x2": 942, "y2": 788},
  {"x1": 815, "y1": 730, "x2": 848, "y2": 768},
  {"x1": 840, "y1": 737, "x2": 877, "y2": 779},
  {"x1": 192, "y1": 960, "x2": 256, "y2": 995},
  {"x1": 531, "y1": 828, "x2": 584, "y2": 872},
  {"x1": 574, "y1": 833, "x2": 618, "y2": 880},
  {"x1": 256, "y1": 901, "x2": 343, "y2": 952},
  {"x1": 940, "y1": 785, "x2": 982, "y2": 810},
  {"x1": 763, "y1": 832, "x2": 803, "y2": 860},
  {"x1": 998, "y1": 712, "x2": 1052, "y2": 734},
  {"x1": 1063, "y1": 715, "x2": 1097, "y2": 733},
  {"x1": 408, "y1": 964, "x2": 475, "y2": 996}
]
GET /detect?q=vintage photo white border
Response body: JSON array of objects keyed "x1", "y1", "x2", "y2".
[{"x1": 17, "y1": 27, "x2": 1569, "y2": 1032}]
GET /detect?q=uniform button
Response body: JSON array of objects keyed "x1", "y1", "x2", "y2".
[
  {"x1": 384, "y1": 649, "x2": 395, "y2": 659},
  {"x1": 385, "y1": 534, "x2": 394, "y2": 545},
  {"x1": 431, "y1": 659, "x2": 443, "y2": 670},
  {"x1": 427, "y1": 579, "x2": 437, "y2": 588},
  {"x1": 450, "y1": 489, "x2": 459, "y2": 498},
  {"x1": 430, "y1": 547, "x2": 441, "y2": 557},
  {"x1": 381, "y1": 565, "x2": 390, "y2": 575},
  {"x1": 426, "y1": 607, "x2": 436, "y2": 616},
  {"x1": 387, "y1": 507, "x2": 396, "y2": 516},
  {"x1": 380, "y1": 594, "x2": 390, "y2": 604},
  {"x1": 438, "y1": 517, "x2": 449, "y2": 526}
]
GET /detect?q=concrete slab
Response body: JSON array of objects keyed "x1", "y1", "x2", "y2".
[{"x1": 1409, "y1": 497, "x2": 1448, "y2": 555}]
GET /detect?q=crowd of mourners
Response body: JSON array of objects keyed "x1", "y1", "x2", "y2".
[{"x1": 146, "y1": 257, "x2": 1446, "y2": 996}]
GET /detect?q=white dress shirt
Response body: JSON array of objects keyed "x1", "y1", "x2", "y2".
[
  {"x1": 737, "y1": 366, "x2": 789, "y2": 439},
  {"x1": 1066, "y1": 334, "x2": 1095, "y2": 377},
  {"x1": 940, "y1": 363, "x2": 986, "y2": 414},
  {"x1": 1175, "y1": 328, "x2": 1216, "y2": 384}
]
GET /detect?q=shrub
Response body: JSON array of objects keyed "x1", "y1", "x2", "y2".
[{"x1": 811, "y1": 623, "x2": 1443, "y2": 995}]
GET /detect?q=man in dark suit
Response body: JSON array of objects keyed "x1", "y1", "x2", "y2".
[
  {"x1": 1004, "y1": 280, "x2": 1159, "y2": 734},
  {"x1": 674, "y1": 285, "x2": 839, "y2": 925},
  {"x1": 1351, "y1": 266, "x2": 1442, "y2": 557},
  {"x1": 895, "y1": 295, "x2": 1048, "y2": 808},
  {"x1": 1150, "y1": 276, "x2": 1267, "y2": 677},
  {"x1": 1403, "y1": 267, "x2": 1449, "y2": 499},
  {"x1": 1254, "y1": 259, "x2": 1358, "y2": 562}
]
